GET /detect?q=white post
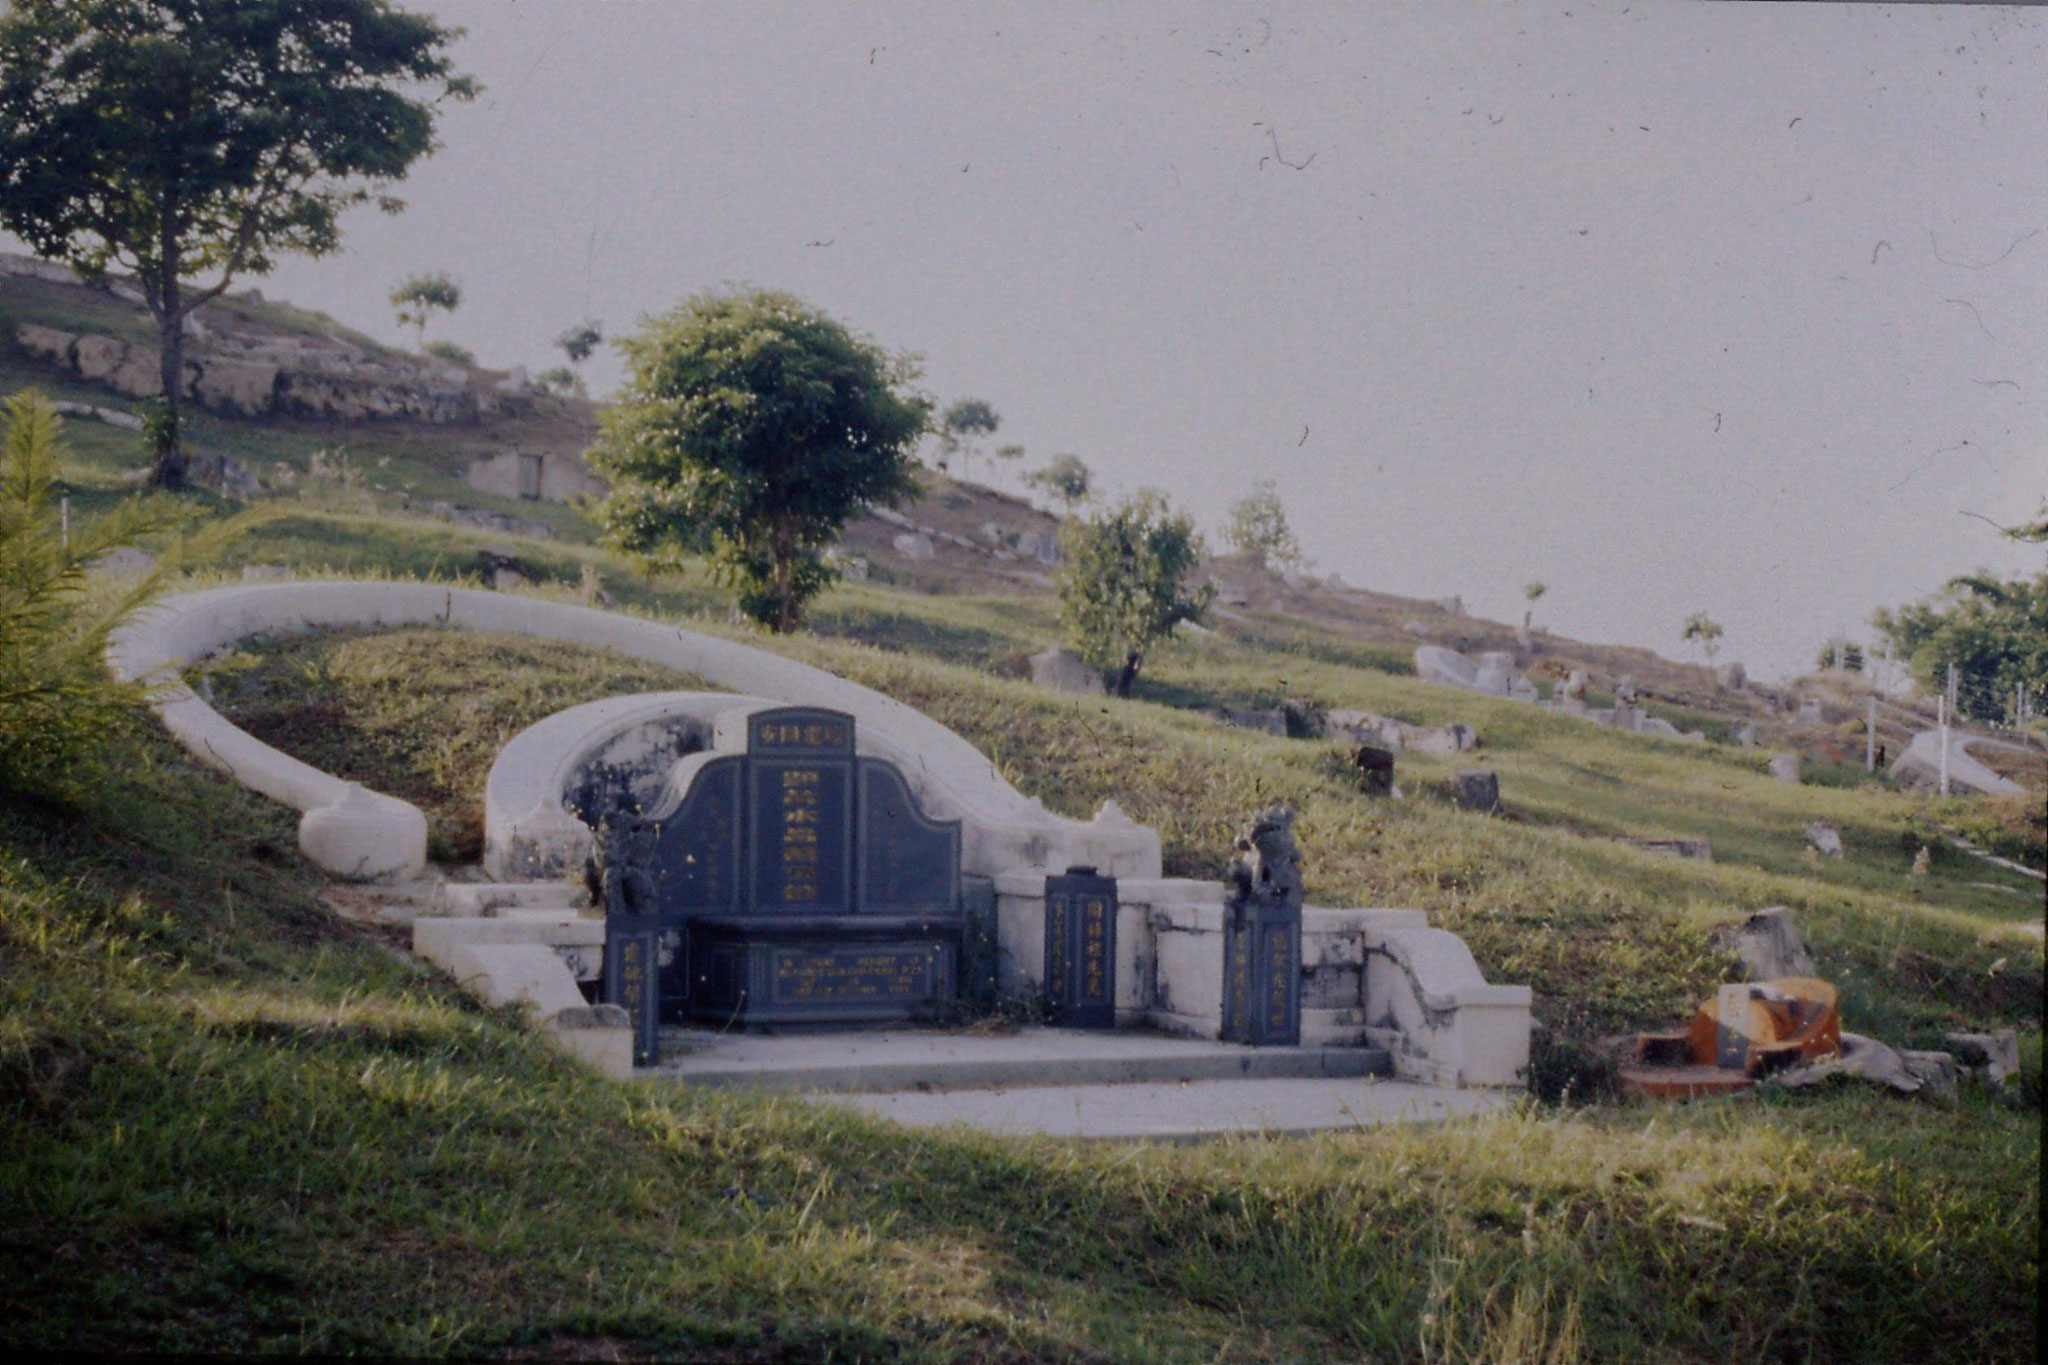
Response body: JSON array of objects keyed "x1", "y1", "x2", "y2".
[
  {"x1": 1866, "y1": 694, "x2": 1878, "y2": 772},
  {"x1": 60, "y1": 495, "x2": 70, "y2": 550},
  {"x1": 1938, "y1": 695, "x2": 1951, "y2": 798}
]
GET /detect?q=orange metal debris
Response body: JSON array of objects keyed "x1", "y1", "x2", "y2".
[{"x1": 1618, "y1": 977, "x2": 1841, "y2": 1100}]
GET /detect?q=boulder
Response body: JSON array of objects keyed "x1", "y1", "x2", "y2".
[
  {"x1": 1769, "y1": 752, "x2": 1802, "y2": 784},
  {"x1": 1804, "y1": 821, "x2": 1844, "y2": 858},
  {"x1": 1449, "y1": 769, "x2": 1500, "y2": 814},
  {"x1": 1944, "y1": 1029, "x2": 2019, "y2": 1086},
  {"x1": 1415, "y1": 645, "x2": 1479, "y2": 689},
  {"x1": 1639, "y1": 716, "x2": 1681, "y2": 738},
  {"x1": 891, "y1": 531, "x2": 936, "y2": 561},
  {"x1": 192, "y1": 357, "x2": 280, "y2": 417},
  {"x1": 1707, "y1": 906, "x2": 1814, "y2": 980},
  {"x1": 108, "y1": 346, "x2": 168, "y2": 398},
  {"x1": 1027, "y1": 648, "x2": 1104, "y2": 696},
  {"x1": 72, "y1": 333, "x2": 127, "y2": 381},
  {"x1": 1900, "y1": 1050, "x2": 1958, "y2": 1101},
  {"x1": 15, "y1": 322, "x2": 77, "y2": 366},
  {"x1": 1408, "y1": 723, "x2": 1477, "y2": 755},
  {"x1": 187, "y1": 449, "x2": 264, "y2": 500},
  {"x1": 1732, "y1": 723, "x2": 1759, "y2": 748}
]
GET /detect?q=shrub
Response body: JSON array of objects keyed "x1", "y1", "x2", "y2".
[{"x1": 0, "y1": 391, "x2": 185, "y2": 795}]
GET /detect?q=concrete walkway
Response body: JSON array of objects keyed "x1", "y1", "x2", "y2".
[{"x1": 647, "y1": 1026, "x2": 1512, "y2": 1139}]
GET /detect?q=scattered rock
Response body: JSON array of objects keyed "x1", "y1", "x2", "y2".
[
  {"x1": 1708, "y1": 906, "x2": 1814, "y2": 980},
  {"x1": 1027, "y1": 648, "x2": 1104, "y2": 696},
  {"x1": 1212, "y1": 707, "x2": 1288, "y2": 736},
  {"x1": 1407, "y1": 723, "x2": 1478, "y2": 755},
  {"x1": 1804, "y1": 821, "x2": 1844, "y2": 859},
  {"x1": 1768, "y1": 752, "x2": 1802, "y2": 784},
  {"x1": 1774, "y1": 1032, "x2": 1921, "y2": 1094},
  {"x1": 52, "y1": 400, "x2": 144, "y2": 432},
  {"x1": 1628, "y1": 838, "x2": 1714, "y2": 863},
  {"x1": 1414, "y1": 645, "x2": 1479, "y2": 689},
  {"x1": 890, "y1": 531, "x2": 935, "y2": 561},
  {"x1": 477, "y1": 545, "x2": 536, "y2": 590},
  {"x1": 1944, "y1": 1029, "x2": 2019, "y2": 1086},
  {"x1": 1449, "y1": 769, "x2": 1501, "y2": 814},
  {"x1": 1732, "y1": 722, "x2": 1758, "y2": 748},
  {"x1": 1900, "y1": 1050, "x2": 1958, "y2": 1101}
]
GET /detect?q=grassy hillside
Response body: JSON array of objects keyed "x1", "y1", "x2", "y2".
[
  {"x1": 1, "y1": 654, "x2": 2037, "y2": 1362},
  {"x1": 2, "y1": 271, "x2": 2041, "y2": 1360}
]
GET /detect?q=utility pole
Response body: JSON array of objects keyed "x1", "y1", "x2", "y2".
[
  {"x1": 59, "y1": 495, "x2": 69, "y2": 550},
  {"x1": 1948, "y1": 662, "x2": 1959, "y2": 720},
  {"x1": 1866, "y1": 694, "x2": 1878, "y2": 772}
]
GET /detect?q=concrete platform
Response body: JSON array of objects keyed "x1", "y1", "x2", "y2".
[
  {"x1": 820, "y1": 1075, "x2": 1510, "y2": 1140},
  {"x1": 648, "y1": 1025, "x2": 1393, "y2": 1093}
]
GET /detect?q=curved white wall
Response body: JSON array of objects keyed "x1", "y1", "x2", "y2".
[{"x1": 108, "y1": 581, "x2": 1161, "y2": 883}]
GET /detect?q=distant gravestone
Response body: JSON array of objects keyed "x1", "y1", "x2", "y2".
[
  {"x1": 1351, "y1": 744, "x2": 1396, "y2": 797},
  {"x1": 1473, "y1": 652, "x2": 1517, "y2": 696},
  {"x1": 1707, "y1": 906, "x2": 1814, "y2": 980},
  {"x1": 1804, "y1": 821, "x2": 1844, "y2": 858},
  {"x1": 1769, "y1": 752, "x2": 1802, "y2": 784},
  {"x1": 1415, "y1": 646, "x2": 1479, "y2": 689},
  {"x1": 1450, "y1": 769, "x2": 1501, "y2": 814}
]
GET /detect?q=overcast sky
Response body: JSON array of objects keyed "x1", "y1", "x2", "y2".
[{"x1": 180, "y1": 3, "x2": 2048, "y2": 679}]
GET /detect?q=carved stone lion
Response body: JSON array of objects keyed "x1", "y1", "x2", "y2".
[{"x1": 1226, "y1": 802, "x2": 1304, "y2": 907}]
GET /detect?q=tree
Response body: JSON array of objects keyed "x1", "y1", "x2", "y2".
[
  {"x1": 1873, "y1": 570, "x2": 2047, "y2": 725},
  {"x1": 1522, "y1": 581, "x2": 1547, "y2": 641},
  {"x1": 1222, "y1": 480, "x2": 1308, "y2": 575},
  {"x1": 586, "y1": 287, "x2": 929, "y2": 633},
  {"x1": 1027, "y1": 453, "x2": 1093, "y2": 514},
  {"x1": 0, "y1": 0, "x2": 475, "y2": 490},
  {"x1": 391, "y1": 270, "x2": 461, "y2": 347},
  {"x1": 553, "y1": 319, "x2": 603, "y2": 396},
  {"x1": 1681, "y1": 612, "x2": 1723, "y2": 663},
  {"x1": 936, "y1": 397, "x2": 1000, "y2": 481},
  {"x1": 1056, "y1": 490, "x2": 1215, "y2": 697}
]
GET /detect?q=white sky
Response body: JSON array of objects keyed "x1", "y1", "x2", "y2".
[{"x1": 110, "y1": 3, "x2": 2048, "y2": 679}]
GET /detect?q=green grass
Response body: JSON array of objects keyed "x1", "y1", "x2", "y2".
[
  {"x1": 0, "y1": 337, "x2": 2040, "y2": 1357},
  {"x1": 2, "y1": 757, "x2": 2037, "y2": 1361}
]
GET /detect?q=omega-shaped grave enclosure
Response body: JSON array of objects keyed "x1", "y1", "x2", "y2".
[{"x1": 600, "y1": 706, "x2": 968, "y2": 1039}]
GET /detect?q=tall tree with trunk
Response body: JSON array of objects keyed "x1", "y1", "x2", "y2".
[
  {"x1": 0, "y1": 0, "x2": 474, "y2": 489},
  {"x1": 587, "y1": 287, "x2": 929, "y2": 633}
]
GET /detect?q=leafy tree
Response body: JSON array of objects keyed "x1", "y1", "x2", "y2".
[
  {"x1": 1027, "y1": 453, "x2": 1093, "y2": 514},
  {"x1": 1222, "y1": 480, "x2": 1307, "y2": 574},
  {"x1": 1873, "y1": 570, "x2": 2047, "y2": 725},
  {"x1": 1681, "y1": 612, "x2": 1723, "y2": 663},
  {"x1": 421, "y1": 338, "x2": 472, "y2": 366},
  {"x1": 556, "y1": 320, "x2": 604, "y2": 366},
  {"x1": 552, "y1": 319, "x2": 603, "y2": 396},
  {"x1": 0, "y1": 0, "x2": 475, "y2": 491},
  {"x1": 391, "y1": 271, "x2": 461, "y2": 346},
  {"x1": 1522, "y1": 581, "x2": 1547, "y2": 640},
  {"x1": 534, "y1": 365, "x2": 577, "y2": 397},
  {"x1": 1, "y1": 390, "x2": 183, "y2": 795},
  {"x1": 936, "y1": 397, "x2": 1000, "y2": 481},
  {"x1": 1057, "y1": 490, "x2": 1215, "y2": 697},
  {"x1": 586, "y1": 287, "x2": 929, "y2": 633}
]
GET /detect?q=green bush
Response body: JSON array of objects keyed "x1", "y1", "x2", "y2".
[{"x1": 0, "y1": 390, "x2": 186, "y2": 796}]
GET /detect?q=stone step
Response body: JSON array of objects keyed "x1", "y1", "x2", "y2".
[
  {"x1": 413, "y1": 915, "x2": 606, "y2": 980},
  {"x1": 650, "y1": 1026, "x2": 1392, "y2": 1094},
  {"x1": 814, "y1": 1075, "x2": 1506, "y2": 1140},
  {"x1": 440, "y1": 880, "x2": 586, "y2": 916},
  {"x1": 495, "y1": 905, "x2": 600, "y2": 922}
]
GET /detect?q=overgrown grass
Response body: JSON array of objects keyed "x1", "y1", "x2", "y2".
[{"x1": 1, "y1": 753, "x2": 2037, "y2": 1361}]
